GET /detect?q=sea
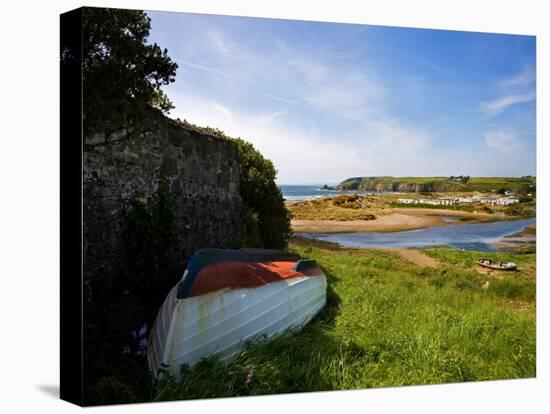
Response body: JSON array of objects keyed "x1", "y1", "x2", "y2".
[{"x1": 278, "y1": 184, "x2": 391, "y2": 202}]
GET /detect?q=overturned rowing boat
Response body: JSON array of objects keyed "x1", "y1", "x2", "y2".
[
  {"x1": 148, "y1": 248, "x2": 327, "y2": 377},
  {"x1": 477, "y1": 258, "x2": 517, "y2": 271}
]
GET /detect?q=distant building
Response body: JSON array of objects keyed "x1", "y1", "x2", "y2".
[
  {"x1": 397, "y1": 198, "x2": 416, "y2": 204},
  {"x1": 501, "y1": 198, "x2": 520, "y2": 205},
  {"x1": 398, "y1": 198, "x2": 457, "y2": 206},
  {"x1": 480, "y1": 197, "x2": 519, "y2": 205},
  {"x1": 398, "y1": 195, "x2": 518, "y2": 206},
  {"x1": 456, "y1": 195, "x2": 480, "y2": 203}
]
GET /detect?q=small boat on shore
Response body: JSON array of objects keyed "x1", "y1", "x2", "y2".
[
  {"x1": 148, "y1": 248, "x2": 327, "y2": 377},
  {"x1": 477, "y1": 258, "x2": 517, "y2": 271}
]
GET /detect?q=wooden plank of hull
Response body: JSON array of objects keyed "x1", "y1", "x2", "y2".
[
  {"x1": 147, "y1": 281, "x2": 180, "y2": 376},
  {"x1": 149, "y1": 274, "x2": 326, "y2": 377}
]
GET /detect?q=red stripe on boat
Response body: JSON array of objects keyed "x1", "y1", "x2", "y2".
[{"x1": 187, "y1": 261, "x2": 321, "y2": 297}]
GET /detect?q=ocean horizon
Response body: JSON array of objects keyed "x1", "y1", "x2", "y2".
[{"x1": 278, "y1": 184, "x2": 393, "y2": 201}]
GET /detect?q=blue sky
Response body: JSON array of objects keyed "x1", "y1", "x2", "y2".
[{"x1": 148, "y1": 11, "x2": 536, "y2": 184}]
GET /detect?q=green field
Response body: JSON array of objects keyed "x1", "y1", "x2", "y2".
[{"x1": 154, "y1": 239, "x2": 535, "y2": 402}]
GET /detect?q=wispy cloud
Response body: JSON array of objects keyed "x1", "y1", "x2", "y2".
[
  {"x1": 169, "y1": 92, "x2": 366, "y2": 183},
  {"x1": 184, "y1": 31, "x2": 387, "y2": 122},
  {"x1": 164, "y1": 26, "x2": 440, "y2": 180},
  {"x1": 149, "y1": 12, "x2": 535, "y2": 178},
  {"x1": 286, "y1": 57, "x2": 330, "y2": 84},
  {"x1": 207, "y1": 30, "x2": 231, "y2": 56},
  {"x1": 169, "y1": 89, "x2": 444, "y2": 183},
  {"x1": 259, "y1": 92, "x2": 302, "y2": 105},
  {"x1": 178, "y1": 60, "x2": 239, "y2": 80},
  {"x1": 480, "y1": 66, "x2": 536, "y2": 118},
  {"x1": 286, "y1": 55, "x2": 386, "y2": 120},
  {"x1": 484, "y1": 129, "x2": 522, "y2": 152},
  {"x1": 480, "y1": 92, "x2": 535, "y2": 118},
  {"x1": 408, "y1": 57, "x2": 446, "y2": 74},
  {"x1": 499, "y1": 65, "x2": 536, "y2": 87},
  {"x1": 213, "y1": 103, "x2": 232, "y2": 119}
]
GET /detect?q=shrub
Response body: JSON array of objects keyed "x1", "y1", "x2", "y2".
[
  {"x1": 489, "y1": 279, "x2": 536, "y2": 301},
  {"x1": 454, "y1": 279, "x2": 478, "y2": 291},
  {"x1": 504, "y1": 203, "x2": 535, "y2": 217},
  {"x1": 480, "y1": 205, "x2": 494, "y2": 214},
  {"x1": 233, "y1": 138, "x2": 292, "y2": 249},
  {"x1": 240, "y1": 207, "x2": 262, "y2": 248},
  {"x1": 429, "y1": 276, "x2": 447, "y2": 288}
]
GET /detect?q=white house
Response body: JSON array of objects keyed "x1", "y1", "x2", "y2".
[
  {"x1": 498, "y1": 198, "x2": 520, "y2": 205},
  {"x1": 480, "y1": 197, "x2": 519, "y2": 205},
  {"x1": 456, "y1": 195, "x2": 480, "y2": 203},
  {"x1": 397, "y1": 198, "x2": 416, "y2": 204},
  {"x1": 398, "y1": 195, "x2": 518, "y2": 206},
  {"x1": 398, "y1": 198, "x2": 457, "y2": 206}
]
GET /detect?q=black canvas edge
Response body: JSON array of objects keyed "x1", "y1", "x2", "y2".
[{"x1": 60, "y1": 7, "x2": 84, "y2": 406}]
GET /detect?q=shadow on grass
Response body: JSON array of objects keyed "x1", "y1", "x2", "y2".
[{"x1": 311, "y1": 267, "x2": 341, "y2": 327}]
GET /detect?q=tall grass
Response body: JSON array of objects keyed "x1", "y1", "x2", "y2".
[
  {"x1": 288, "y1": 194, "x2": 386, "y2": 221},
  {"x1": 154, "y1": 242, "x2": 535, "y2": 401}
]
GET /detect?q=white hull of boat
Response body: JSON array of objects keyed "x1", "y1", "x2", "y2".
[{"x1": 148, "y1": 274, "x2": 327, "y2": 377}]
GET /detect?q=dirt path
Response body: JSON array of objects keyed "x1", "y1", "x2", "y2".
[{"x1": 385, "y1": 249, "x2": 440, "y2": 268}]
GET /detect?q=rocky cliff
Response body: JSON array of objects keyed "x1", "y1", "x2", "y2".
[
  {"x1": 338, "y1": 176, "x2": 536, "y2": 193},
  {"x1": 339, "y1": 177, "x2": 464, "y2": 193},
  {"x1": 83, "y1": 109, "x2": 244, "y2": 294}
]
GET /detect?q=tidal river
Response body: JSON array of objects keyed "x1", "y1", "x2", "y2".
[{"x1": 297, "y1": 217, "x2": 536, "y2": 252}]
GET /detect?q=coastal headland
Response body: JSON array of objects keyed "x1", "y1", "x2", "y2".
[{"x1": 337, "y1": 175, "x2": 535, "y2": 193}]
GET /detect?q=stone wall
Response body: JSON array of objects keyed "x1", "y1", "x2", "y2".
[{"x1": 83, "y1": 110, "x2": 243, "y2": 294}]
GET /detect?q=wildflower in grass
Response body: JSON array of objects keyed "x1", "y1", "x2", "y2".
[
  {"x1": 136, "y1": 323, "x2": 148, "y2": 356},
  {"x1": 246, "y1": 365, "x2": 254, "y2": 385},
  {"x1": 125, "y1": 323, "x2": 149, "y2": 357},
  {"x1": 137, "y1": 337, "x2": 148, "y2": 356},
  {"x1": 139, "y1": 323, "x2": 148, "y2": 337}
]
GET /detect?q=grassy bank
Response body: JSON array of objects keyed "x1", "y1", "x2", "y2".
[
  {"x1": 288, "y1": 194, "x2": 387, "y2": 221},
  {"x1": 154, "y1": 239, "x2": 535, "y2": 401},
  {"x1": 506, "y1": 224, "x2": 536, "y2": 238}
]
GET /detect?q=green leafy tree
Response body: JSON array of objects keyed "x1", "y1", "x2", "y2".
[
  {"x1": 65, "y1": 8, "x2": 179, "y2": 131},
  {"x1": 233, "y1": 138, "x2": 292, "y2": 249}
]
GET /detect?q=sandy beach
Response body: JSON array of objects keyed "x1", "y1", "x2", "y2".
[{"x1": 292, "y1": 208, "x2": 496, "y2": 233}]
